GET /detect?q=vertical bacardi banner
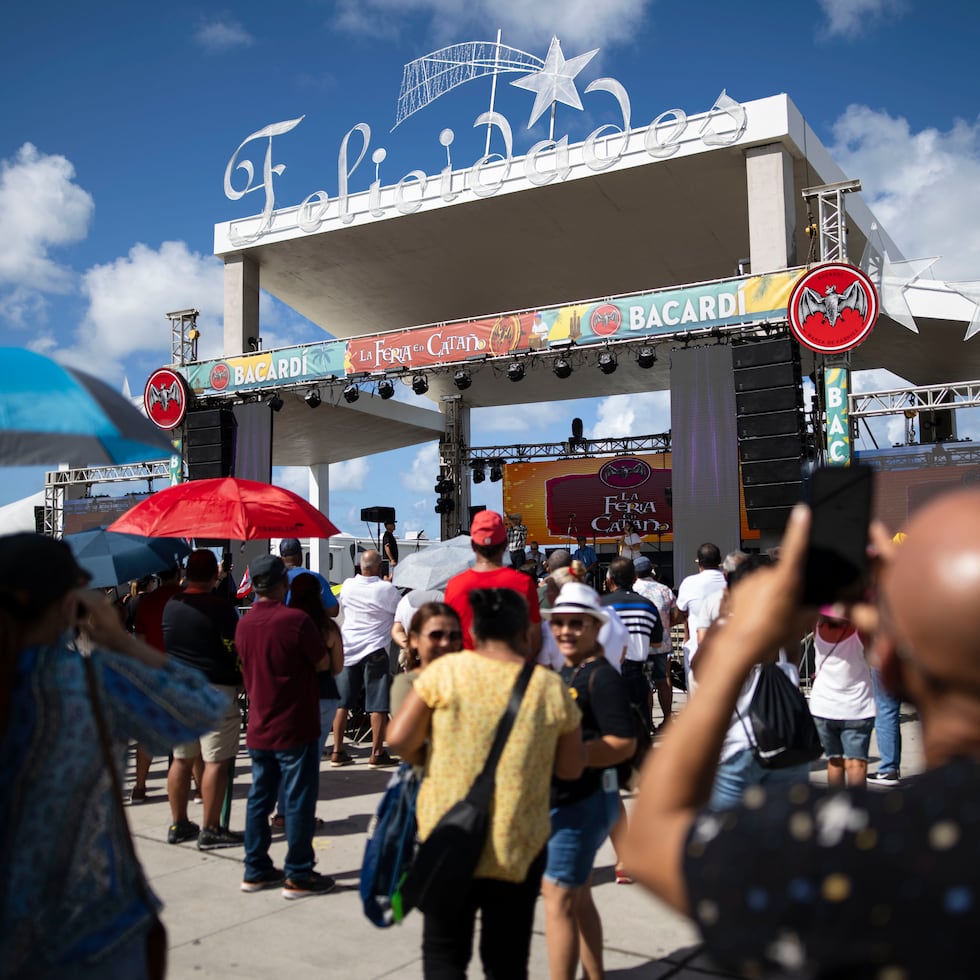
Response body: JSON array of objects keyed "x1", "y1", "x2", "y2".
[
  {"x1": 824, "y1": 366, "x2": 851, "y2": 465},
  {"x1": 501, "y1": 453, "x2": 674, "y2": 548}
]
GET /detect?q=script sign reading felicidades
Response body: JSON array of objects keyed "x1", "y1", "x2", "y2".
[{"x1": 788, "y1": 262, "x2": 879, "y2": 354}]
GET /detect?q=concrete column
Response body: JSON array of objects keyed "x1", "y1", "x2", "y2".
[
  {"x1": 308, "y1": 463, "x2": 331, "y2": 579},
  {"x1": 745, "y1": 145, "x2": 796, "y2": 274},
  {"x1": 223, "y1": 254, "x2": 260, "y2": 355}
]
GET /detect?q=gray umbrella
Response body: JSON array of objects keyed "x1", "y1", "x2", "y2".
[{"x1": 391, "y1": 535, "x2": 480, "y2": 592}]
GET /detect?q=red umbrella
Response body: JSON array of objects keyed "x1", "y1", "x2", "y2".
[{"x1": 108, "y1": 477, "x2": 340, "y2": 541}]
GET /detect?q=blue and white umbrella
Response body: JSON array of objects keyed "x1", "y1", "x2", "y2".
[
  {"x1": 0, "y1": 348, "x2": 172, "y2": 467},
  {"x1": 63, "y1": 526, "x2": 191, "y2": 588}
]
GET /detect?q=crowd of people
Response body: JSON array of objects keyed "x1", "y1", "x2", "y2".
[{"x1": 3, "y1": 488, "x2": 976, "y2": 978}]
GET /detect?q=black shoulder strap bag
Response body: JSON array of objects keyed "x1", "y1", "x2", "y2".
[{"x1": 401, "y1": 658, "x2": 534, "y2": 918}]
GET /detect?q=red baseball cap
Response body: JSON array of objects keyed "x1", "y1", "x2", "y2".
[{"x1": 470, "y1": 510, "x2": 507, "y2": 547}]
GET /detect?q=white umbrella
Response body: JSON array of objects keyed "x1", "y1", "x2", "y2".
[{"x1": 392, "y1": 535, "x2": 484, "y2": 592}]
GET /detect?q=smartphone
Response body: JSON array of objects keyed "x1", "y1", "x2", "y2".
[{"x1": 801, "y1": 465, "x2": 874, "y2": 607}]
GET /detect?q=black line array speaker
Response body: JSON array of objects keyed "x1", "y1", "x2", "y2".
[
  {"x1": 185, "y1": 408, "x2": 237, "y2": 480},
  {"x1": 360, "y1": 506, "x2": 396, "y2": 524},
  {"x1": 732, "y1": 338, "x2": 805, "y2": 530}
]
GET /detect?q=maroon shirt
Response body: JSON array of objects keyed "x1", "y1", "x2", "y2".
[
  {"x1": 235, "y1": 599, "x2": 323, "y2": 751},
  {"x1": 133, "y1": 583, "x2": 183, "y2": 651}
]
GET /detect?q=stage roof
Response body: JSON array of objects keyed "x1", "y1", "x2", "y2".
[{"x1": 213, "y1": 93, "x2": 979, "y2": 455}]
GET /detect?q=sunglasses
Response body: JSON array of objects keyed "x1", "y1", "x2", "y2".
[{"x1": 422, "y1": 629, "x2": 462, "y2": 642}]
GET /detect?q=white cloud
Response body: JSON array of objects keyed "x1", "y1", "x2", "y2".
[
  {"x1": 473, "y1": 399, "x2": 567, "y2": 436},
  {"x1": 273, "y1": 466, "x2": 309, "y2": 497},
  {"x1": 52, "y1": 240, "x2": 223, "y2": 376},
  {"x1": 401, "y1": 442, "x2": 440, "y2": 493},
  {"x1": 829, "y1": 106, "x2": 980, "y2": 281},
  {"x1": 330, "y1": 457, "x2": 370, "y2": 491},
  {"x1": 817, "y1": 0, "x2": 908, "y2": 38},
  {"x1": 0, "y1": 144, "x2": 93, "y2": 301},
  {"x1": 194, "y1": 18, "x2": 254, "y2": 52},
  {"x1": 334, "y1": 0, "x2": 651, "y2": 49},
  {"x1": 591, "y1": 390, "x2": 670, "y2": 439}
]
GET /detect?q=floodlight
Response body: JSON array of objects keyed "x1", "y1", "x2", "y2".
[
  {"x1": 598, "y1": 351, "x2": 617, "y2": 375},
  {"x1": 507, "y1": 361, "x2": 525, "y2": 382},
  {"x1": 267, "y1": 394, "x2": 284, "y2": 412},
  {"x1": 305, "y1": 389, "x2": 321, "y2": 408},
  {"x1": 343, "y1": 384, "x2": 360, "y2": 403},
  {"x1": 411, "y1": 374, "x2": 429, "y2": 395},
  {"x1": 637, "y1": 346, "x2": 657, "y2": 369},
  {"x1": 453, "y1": 369, "x2": 472, "y2": 390},
  {"x1": 553, "y1": 357, "x2": 572, "y2": 380},
  {"x1": 378, "y1": 379, "x2": 395, "y2": 400}
]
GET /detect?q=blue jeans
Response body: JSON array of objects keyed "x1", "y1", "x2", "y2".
[
  {"x1": 545, "y1": 783, "x2": 620, "y2": 887},
  {"x1": 245, "y1": 740, "x2": 319, "y2": 880},
  {"x1": 275, "y1": 699, "x2": 339, "y2": 817},
  {"x1": 872, "y1": 668, "x2": 902, "y2": 773},
  {"x1": 710, "y1": 748, "x2": 811, "y2": 811}
]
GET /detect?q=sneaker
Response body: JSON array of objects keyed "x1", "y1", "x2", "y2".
[
  {"x1": 241, "y1": 868, "x2": 286, "y2": 893},
  {"x1": 167, "y1": 819, "x2": 200, "y2": 844},
  {"x1": 198, "y1": 826, "x2": 245, "y2": 850},
  {"x1": 281, "y1": 872, "x2": 337, "y2": 899},
  {"x1": 368, "y1": 750, "x2": 396, "y2": 769},
  {"x1": 868, "y1": 770, "x2": 900, "y2": 783},
  {"x1": 330, "y1": 750, "x2": 353, "y2": 767}
]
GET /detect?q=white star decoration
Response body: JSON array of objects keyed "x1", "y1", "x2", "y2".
[
  {"x1": 511, "y1": 37, "x2": 598, "y2": 129},
  {"x1": 948, "y1": 281, "x2": 980, "y2": 341}
]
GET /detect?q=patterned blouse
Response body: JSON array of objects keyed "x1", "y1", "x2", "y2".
[
  {"x1": 413, "y1": 652, "x2": 581, "y2": 882},
  {"x1": 1, "y1": 638, "x2": 228, "y2": 975},
  {"x1": 683, "y1": 758, "x2": 980, "y2": 978}
]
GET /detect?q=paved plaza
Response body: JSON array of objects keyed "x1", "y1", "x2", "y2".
[{"x1": 128, "y1": 701, "x2": 924, "y2": 979}]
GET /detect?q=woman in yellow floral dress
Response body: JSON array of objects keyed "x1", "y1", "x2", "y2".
[{"x1": 388, "y1": 588, "x2": 584, "y2": 979}]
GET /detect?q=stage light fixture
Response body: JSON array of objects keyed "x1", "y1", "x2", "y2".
[
  {"x1": 343, "y1": 384, "x2": 360, "y2": 403},
  {"x1": 453, "y1": 369, "x2": 472, "y2": 391},
  {"x1": 267, "y1": 393, "x2": 284, "y2": 412},
  {"x1": 507, "y1": 361, "x2": 525, "y2": 382},
  {"x1": 472, "y1": 464, "x2": 485, "y2": 484},
  {"x1": 637, "y1": 346, "x2": 657, "y2": 369},
  {"x1": 378, "y1": 379, "x2": 395, "y2": 400},
  {"x1": 412, "y1": 374, "x2": 429, "y2": 395},
  {"x1": 489, "y1": 460, "x2": 503, "y2": 483},
  {"x1": 553, "y1": 356, "x2": 572, "y2": 380},
  {"x1": 305, "y1": 389, "x2": 322, "y2": 408},
  {"x1": 597, "y1": 351, "x2": 617, "y2": 375}
]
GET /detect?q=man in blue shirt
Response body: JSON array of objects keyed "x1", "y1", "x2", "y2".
[
  {"x1": 279, "y1": 538, "x2": 339, "y2": 618},
  {"x1": 572, "y1": 535, "x2": 599, "y2": 589}
]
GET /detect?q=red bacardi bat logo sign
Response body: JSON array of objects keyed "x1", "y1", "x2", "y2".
[
  {"x1": 599, "y1": 456, "x2": 652, "y2": 490},
  {"x1": 788, "y1": 263, "x2": 879, "y2": 354},
  {"x1": 144, "y1": 368, "x2": 188, "y2": 430},
  {"x1": 590, "y1": 303, "x2": 622, "y2": 337}
]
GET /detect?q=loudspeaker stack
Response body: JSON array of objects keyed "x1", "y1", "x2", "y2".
[
  {"x1": 185, "y1": 408, "x2": 237, "y2": 481},
  {"x1": 732, "y1": 338, "x2": 805, "y2": 530}
]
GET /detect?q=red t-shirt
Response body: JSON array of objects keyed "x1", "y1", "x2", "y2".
[
  {"x1": 133, "y1": 583, "x2": 183, "y2": 651},
  {"x1": 444, "y1": 566, "x2": 541, "y2": 650},
  {"x1": 235, "y1": 600, "x2": 323, "y2": 751}
]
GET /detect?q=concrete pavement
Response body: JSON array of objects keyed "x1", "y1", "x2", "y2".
[{"x1": 127, "y1": 704, "x2": 924, "y2": 979}]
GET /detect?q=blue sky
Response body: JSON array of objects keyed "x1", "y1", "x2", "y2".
[{"x1": 2, "y1": 0, "x2": 979, "y2": 537}]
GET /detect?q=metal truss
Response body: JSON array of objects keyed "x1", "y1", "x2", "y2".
[
  {"x1": 43, "y1": 461, "x2": 170, "y2": 537},
  {"x1": 466, "y1": 433, "x2": 671, "y2": 464},
  {"x1": 850, "y1": 380, "x2": 980, "y2": 419},
  {"x1": 860, "y1": 444, "x2": 980, "y2": 472},
  {"x1": 802, "y1": 179, "x2": 861, "y2": 264}
]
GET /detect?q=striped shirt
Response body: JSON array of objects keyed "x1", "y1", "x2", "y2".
[{"x1": 601, "y1": 588, "x2": 663, "y2": 661}]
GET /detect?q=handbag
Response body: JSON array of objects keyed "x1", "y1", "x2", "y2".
[
  {"x1": 359, "y1": 762, "x2": 421, "y2": 928},
  {"x1": 84, "y1": 656, "x2": 168, "y2": 980},
  {"x1": 400, "y1": 659, "x2": 534, "y2": 918},
  {"x1": 736, "y1": 661, "x2": 823, "y2": 770}
]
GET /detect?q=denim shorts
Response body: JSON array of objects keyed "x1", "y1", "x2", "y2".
[
  {"x1": 337, "y1": 649, "x2": 391, "y2": 712},
  {"x1": 545, "y1": 780, "x2": 620, "y2": 888},
  {"x1": 813, "y1": 716, "x2": 875, "y2": 761},
  {"x1": 645, "y1": 653, "x2": 670, "y2": 683}
]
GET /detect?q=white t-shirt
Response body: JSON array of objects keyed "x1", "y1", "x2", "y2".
[
  {"x1": 598, "y1": 606, "x2": 629, "y2": 674},
  {"x1": 536, "y1": 624, "x2": 565, "y2": 670},
  {"x1": 620, "y1": 532, "x2": 643, "y2": 560},
  {"x1": 394, "y1": 589, "x2": 445, "y2": 636},
  {"x1": 809, "y1": 628, "x2": 876, "y2": 720},
  {"x1": 677, "y1": 568, "x2": 726, "y2": 686},
  {"x1": 339, "y1": 574, "x2": 401, "y2": 665}
]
